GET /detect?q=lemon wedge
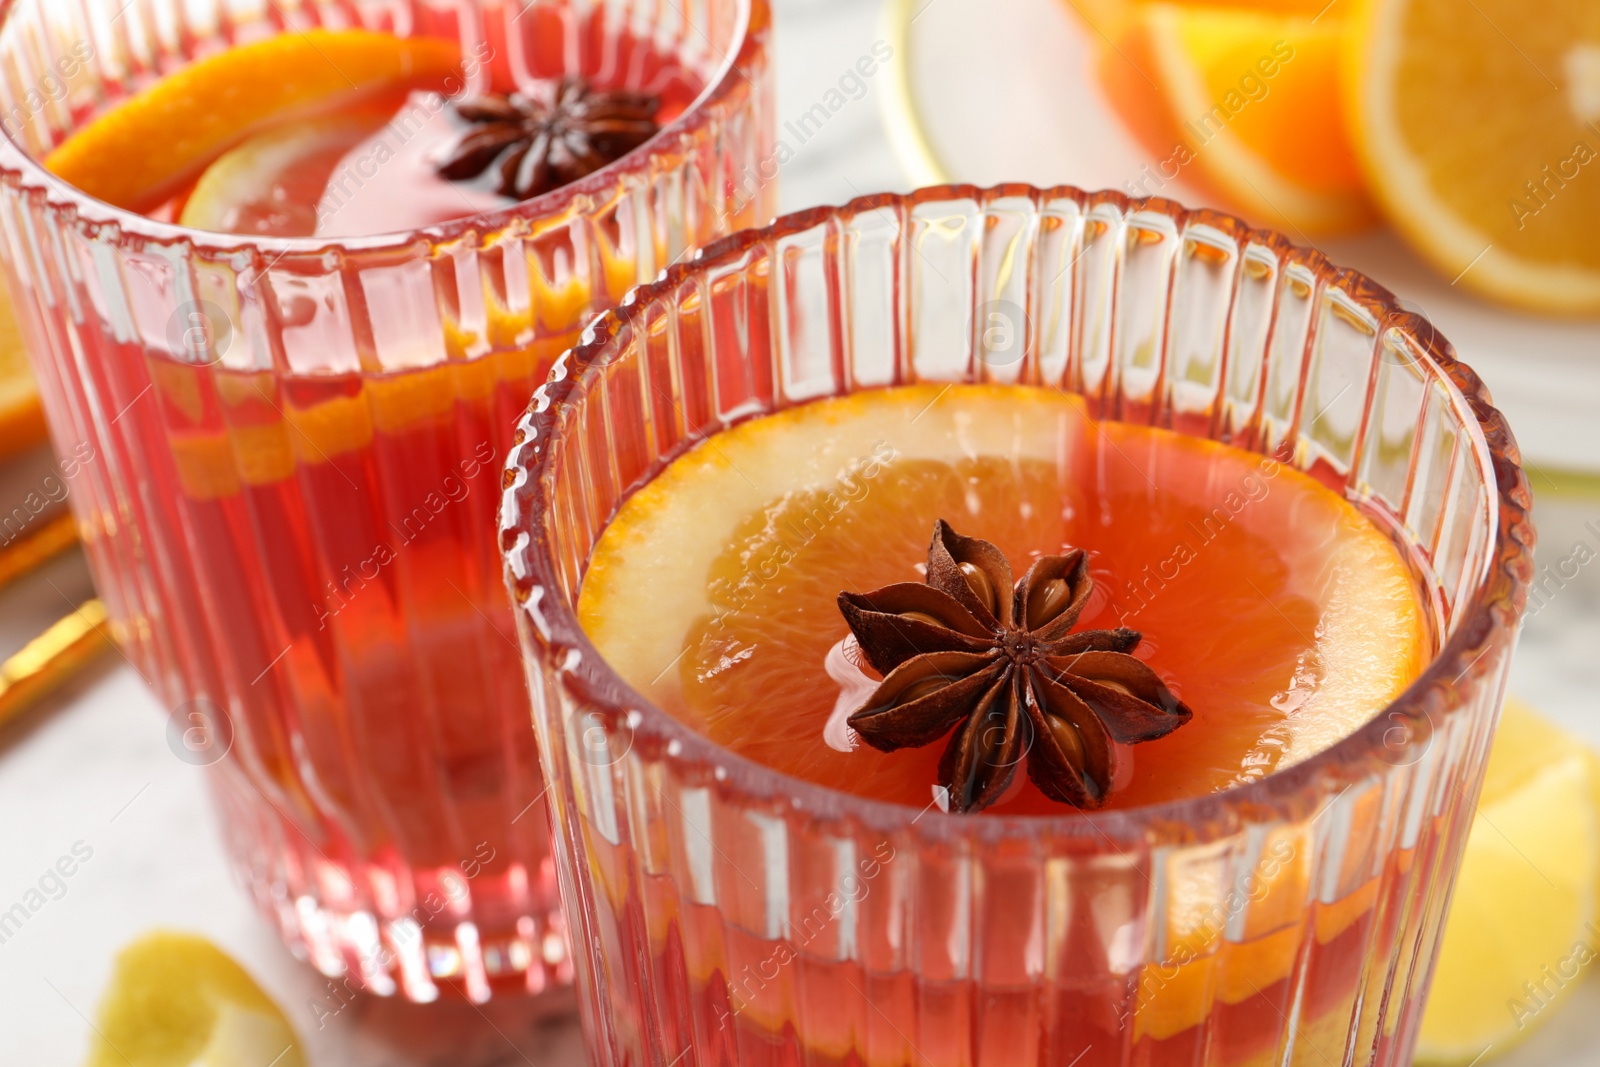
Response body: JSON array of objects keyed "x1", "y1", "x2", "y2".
[
  {"x1": 1416, "y1": 700, "x2": 1600, "y2": 1062},
  {"x1": 85, "y1": 932, "x2": 306, "y2": 1067}
]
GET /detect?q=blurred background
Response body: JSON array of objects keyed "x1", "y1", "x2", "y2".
[{"x1": 2, "y1": 0, "x2": 1597, "y2": 1062}]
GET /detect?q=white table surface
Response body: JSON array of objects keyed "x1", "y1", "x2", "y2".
[{"x1": 2, "y1": 0, "x2": 1597, "y2": 1063}]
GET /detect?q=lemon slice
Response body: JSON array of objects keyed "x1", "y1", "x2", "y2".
[
  {"x1": 1097, "y1": 3, "x2": 1376, "y2": 235},
  {"x1": 85, "y1": 932, "x2": 306, "y2": 1067},
  {"x1": 1345, "y1": 0, "x2": 1600, "y2": 313},
  {"x1": 180, "y1": 108, "x2": 398, "y2": 237},
  {"x1": 45, "y1": 30, "x2": 460, "y2": 213},
  {"x1": 1416, "y1": 700, "x2": 1600, "y2": 1063}
]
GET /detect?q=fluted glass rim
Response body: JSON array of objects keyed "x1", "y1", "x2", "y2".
[
  {"x1": 501, "y1": 183, "x2": 1536, "y2": 843},
  {"x1": 0, "y1": 0, "x2": 767, "y2": 254}
]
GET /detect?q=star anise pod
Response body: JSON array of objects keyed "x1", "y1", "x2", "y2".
[
  {"x1": 436, "y1": 76, "x2": 661, "y2": 200},
  {"x1": 840, "y1": 521, "x2": 1192, "y2": 813}
]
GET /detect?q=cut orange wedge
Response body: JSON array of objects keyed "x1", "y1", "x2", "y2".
[
  {"x1": 1063, "y1": 0, "x2": 1336, "y2": 41},
  {"x1": 0, "y1": 291, "x2": 45, "y2": 461},
  {"x1": 1097, "y1": 3, "x2": 1376, "y2": 235},
  {"x1": 45, "y1": 29, "x2": 461, "y2": 213},
  {"x1": 1344, "y1": 0, "x2": 1600, "y2": 313}
]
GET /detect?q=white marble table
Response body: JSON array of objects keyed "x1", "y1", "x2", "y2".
[{"x1": 3, "y1": 0, "x2": 1598, "y2": 1063}]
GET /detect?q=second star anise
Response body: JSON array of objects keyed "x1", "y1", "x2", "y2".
[
  {"x1": 839, "y1": 520, "x2": 1192, "y2": 813},
  {"x1": 436, "y1": 76, "x2": 661, "y2": 200}
]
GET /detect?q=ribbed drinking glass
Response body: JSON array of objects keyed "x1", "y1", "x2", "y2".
[
  {"x1": 0, "y1": 0, "x2": 774, "y2": 1003},
  {"x1": 502, "y1": 186, "x2": 1534, "y2": 1061}
]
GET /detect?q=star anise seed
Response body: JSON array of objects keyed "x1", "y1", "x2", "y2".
[
  {"x1": 437, "y1": 76, "x2": 661, "y2": 201},
  {"x1": 839, "y1": 520, "x2": 1193, "y2": 813}
]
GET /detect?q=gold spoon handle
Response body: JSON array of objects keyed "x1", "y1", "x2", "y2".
[
  {"x1": 0, "y1": 512, "x2": 114, "y2": 728},
  {"x1": 0, "y1": 597, "x2": 111, "y2": 729},
  {"x1": 0, "y1": 510, "x2": 78, "y2": 588}
]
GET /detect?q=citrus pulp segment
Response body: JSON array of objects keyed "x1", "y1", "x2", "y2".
[{"x1": 1344, "y1": 0, "x2": 1600, "y2": 312}]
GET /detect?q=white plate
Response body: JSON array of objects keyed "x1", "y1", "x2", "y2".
[{"x1": 883, "y1": 0, "x2": 1600, "y2": 475}]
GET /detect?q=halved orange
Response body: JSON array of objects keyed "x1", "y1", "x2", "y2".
[
  {"x1": 1097, "y1": 3, "x2": 1377, "y2": 235},
  {"x1": 1344, "y1": 0, "x2": 1600, "y2": 313},
  {"x1": 1063, "y1": 0, "x2": 1336, "y2": 42},
  {"x1": 45, "y1": 29, "x2": 461, "y2": 213}
]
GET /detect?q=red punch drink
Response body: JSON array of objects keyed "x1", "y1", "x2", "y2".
[{"x1": 0, "y1": 0, "x2": 774, "y2": 1002}]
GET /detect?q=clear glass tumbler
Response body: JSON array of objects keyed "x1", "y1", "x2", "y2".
[
  {"x1": 0, "y1": 0, "x2": 773, "y2": 1003},
  {"x1": 502, "y1": 186, "x2": 1535, "y2": 1062}
]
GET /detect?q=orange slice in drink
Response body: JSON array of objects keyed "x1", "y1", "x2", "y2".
[
  {"x1": 1344, "y1": 0, "x2": 1600, "y2": 313},
  {"x1": 0, "y1": 292, "x2": 45, "y2": 460},
  {"x1": 578, "y1": 384, "x2": 1426, "y2": 814},
  {"x1": 1097, "y1": 3, "x2": 1376, "y2": 235},
  {"x1": 45, "y1": 29, "x2": 461, "y2": 213}
]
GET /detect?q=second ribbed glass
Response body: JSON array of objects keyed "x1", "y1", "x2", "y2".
[{"x1": 0, "y1": 0, "x2": 774, "y2": 1003}]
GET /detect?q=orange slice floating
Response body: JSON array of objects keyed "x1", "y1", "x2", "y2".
[
  {"x1": 578, "y1": 384, "x2": 1426, "y2": 812},
  {"x1": 45, "y1": 29, "x2": 461, "y2": 213}
]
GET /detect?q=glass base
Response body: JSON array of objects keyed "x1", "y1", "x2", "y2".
[{"x1": 210, "y1": 766, "x2": 572, "y2": 1005}]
